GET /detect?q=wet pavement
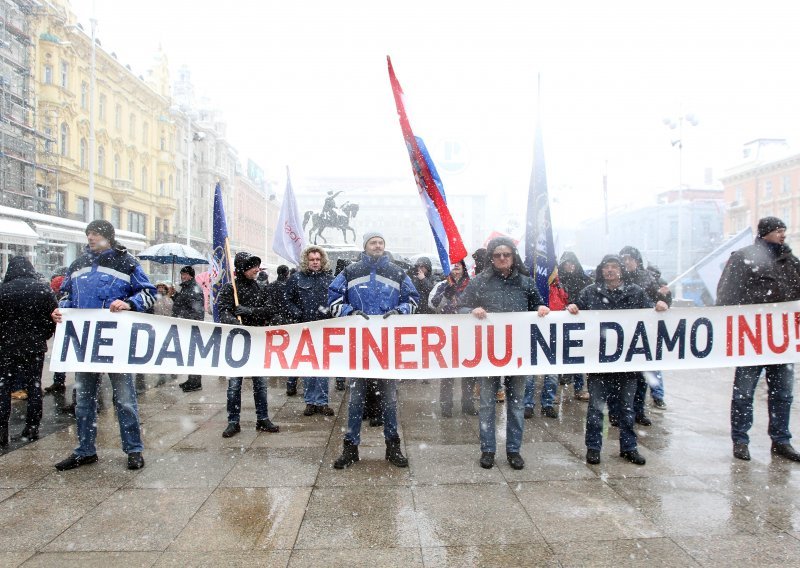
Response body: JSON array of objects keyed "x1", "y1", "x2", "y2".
[{"x1": 2, "y1": 366, "x2": 800, "y2": 567}]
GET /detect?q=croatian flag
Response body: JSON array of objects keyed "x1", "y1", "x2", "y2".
[
  {"x1": 523, "y1": 93, "x2": 557, "y2": 305},
  {"x1": 210, "y1": 183, "x2": 233, "y2": 322},
  {"x1": 387, "y1": 56, "x2": 467, "y2": 275},
  {"x1": 272, "y1": 166, "x2": 306, "y2": 265}
]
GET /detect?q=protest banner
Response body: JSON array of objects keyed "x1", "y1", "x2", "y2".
[{"x1": 51, "y1": 302, "x2": 800, "y2": 378}]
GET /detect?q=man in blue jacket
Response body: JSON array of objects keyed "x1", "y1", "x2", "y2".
[
  {"x1": 328, "y1": 231, "x2": 420, "y2": 469},
  {"x1": 51, "y1": 220, "x2": 155, "y2": 471}
]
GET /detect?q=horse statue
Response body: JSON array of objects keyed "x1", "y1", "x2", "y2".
[{"x1": 303, "y1": 201, "x2": 360, "y2": 245}]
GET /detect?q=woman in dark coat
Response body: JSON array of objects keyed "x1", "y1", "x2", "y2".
[{"x1": 0, "y1": 256, "x2": 58, "y2": 445}]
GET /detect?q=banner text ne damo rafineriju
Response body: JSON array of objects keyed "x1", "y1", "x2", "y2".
[{"x1": 50, "y1": 302, "x2": 800, "y2": 378}]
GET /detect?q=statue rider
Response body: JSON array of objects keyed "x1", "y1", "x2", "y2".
[{"x1": 322, "y1": 190, "x2": 343, "y2": 224}]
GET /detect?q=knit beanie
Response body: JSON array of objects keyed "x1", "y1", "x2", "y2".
[
  {"x1": 758, "y1": 216, "x2": 787, "y2": 238},
  {"x1": 180, "y1": 266, "x2": 195, "y2": 278},
  {"x1": 362, "y1": 231, "x2": 385, "y2": 249},
  {"x1": 85, "y1": 219, "x2": 115, "y2": 242}
]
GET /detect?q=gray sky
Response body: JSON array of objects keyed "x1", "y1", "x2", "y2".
[{"x1": 71, "y1": 0, "x2": 800, "y2": 231}]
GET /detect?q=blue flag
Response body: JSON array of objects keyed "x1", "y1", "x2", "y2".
[
  {"x1": 210, "y1": 183, "x2": 232, "y2": 322},
  {"x1": 523, "y1": 113, "x2": 557, "y2": 305}
]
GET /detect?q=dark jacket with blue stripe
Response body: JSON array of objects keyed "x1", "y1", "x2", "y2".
[
  {"x1": 328, "y1": 253, "x2": 420, "y2": 316},
  {"x1": 59, "y1": 244, "x2": 156, "y2": 312}
]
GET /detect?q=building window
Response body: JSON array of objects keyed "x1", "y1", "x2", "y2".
[
  {"x1": 163, "y1": 219, "x2": 169, "y2": 234},
  {"x1": 141, "y1": 166, "x2": 147, "y2": 191},
  {"x1": 113, "y1": 154, "x2": 120, "y2": 178},
  {"x1": 60, "y1": 123, "x2": 69, "y2": 157},
  {"x1": 76, "y1": 197, "x2": 88, "y2": 222},
  {"x1": 80, "y1": 82, "x2": 88, "y2": 109},
  {"x1": 168, "y1": 174, "x2": 173, "y2": 196},
  {"x1": 160, "y1": 133, "x2": 166, "y2": 150},
  {"x1": 44, "y1": 126, "x2": 53, "y2": 153},
  {"x1": 735, "y1": 186, "x2": 743, "y2": 203},
  {"x1": 98, "y1": 95, "x2": 106, "y2": 122},
  {"x1": 110, "y1": 206, "x2": 121, "y2": 228},
  {"x1": 60, "y1": 61, "x2": 68, "y2": 88},
  {"x1": 94, "y1": 201, "x2": 104, "y2": 220},
  {"x1": 129, "y1": 114, "x2": 136, "y2": 139},
  {"x1": 79, "y1": 138, "x2": 87, "y2": 169},
  {"x1": 764, "y1": 180, "x2": 773, "y2": 198},
  {"x1": 159, "y1": 178, "x2": 165, "y2": 196},
  {"x1": 56, "y1": 190, "x2": 67, "y2": 214},
  {"x1": 783, "y1": 175, "x2": 792, "y2": 194},
  {"x1": 43, "y1": 64, "x2": 52, "y2": 84},
  {"x1": 128, "y1": 211, "x2": 146, "y2": 234},
  {"x1": 142, "y1": 121, "x2": 149, "y2": 146},
  {"x1": 114, "y1": 104, "x2": 122, "y2": 129},
  {"x1": 128, "y1": 160, "x2": 134, "y2": 181},
  {"x1": 97, "y1": 145, "x2": 105, "y2": 176}
]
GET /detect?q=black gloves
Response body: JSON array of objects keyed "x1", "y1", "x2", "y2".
[
  {"x1": 443, "y1": 286, "x2": 457, "y2": 299},
  {"x1": 234, "y1": 305, "x2": 255, "y2": 317},
  {"x1": 383, "y1": 309, "x2": 400, "y2": 319},
  {"x1": 351, "y1": 310, "x2": 369, "y2": 319}
]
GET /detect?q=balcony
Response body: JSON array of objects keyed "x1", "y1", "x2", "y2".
[
  {"x1": 155, "y1": 194, "x2": 178, "y2": 217},
  {"x1": 727, "y1": 200, "x2": 746, "y2": 211},
  {"x1": 110, "y1": 179, "x2": 134, "y2": 204}
]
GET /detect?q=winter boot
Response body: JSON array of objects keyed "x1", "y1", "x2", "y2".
[
  {"x1": 333, "y1": 440, "x2": 359, "y2": 469},
  {"x1": 0, "y1": 424, "x2": 7, "y2": 448},
  {"x1": 385, "y1": 438, "x2": 409, "y2": 468},
  {"x1": 19, "y1": 425, "x2": 39, "y2": 442}
]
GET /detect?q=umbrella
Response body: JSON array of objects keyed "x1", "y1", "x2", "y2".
[{"x1": 137, "y1": 242, "x2": 209, "y2": 282}]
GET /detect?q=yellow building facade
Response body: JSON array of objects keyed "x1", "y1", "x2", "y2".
[{"x1": 32, "y1": 0, "x2": 177, "y2": 245}]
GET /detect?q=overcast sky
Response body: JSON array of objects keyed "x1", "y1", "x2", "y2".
[{"x1": 70, "y1": 1, "x2": 800, "y2": 231}]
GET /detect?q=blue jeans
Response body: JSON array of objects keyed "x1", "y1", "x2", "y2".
[
  {"x1": 586, "y1": 373, "x2": 638, "y2": 453},
  {"x1": 523, "y1": 375, "x2": 558, "y2": 409},
  {"x1": 227, "y1": 377, "x2": 269, "y2": 423},
  {"x1": 480, "y1": 376, "x2": 525, "y2": 454},
  {"x1": 649, "y1": 371, "x2": 664, "y2": 400},
  {"x1": 344, "y1": 378, "x2": 399, "y2": 445},
  {"x1": 74, "y1": 372, "x2": 143, "y2": 457},
  {"x1": 731, "y1": 364, "x2": 794, "y2": 445},
  {"x1": 303, "y1": 377, "x2": 329, "y2": 405}
]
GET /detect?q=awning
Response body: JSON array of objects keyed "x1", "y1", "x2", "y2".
[
  {"x1": 116, "y1": 235, "x2": 148, "y2": 252},
  {"x1": 33, "y1": 223, "x2": 86, "y2": 245},
  {"x1": 0, "y1": 218, "x2": 38, "y2": 247}
]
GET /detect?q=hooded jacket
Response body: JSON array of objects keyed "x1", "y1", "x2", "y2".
[
  {"x1": 172, "y1": 277, "x2": 206, "y2": 321},
  {"x1": 549, "y1": 251, "x2": 591, "y2": 311},
  {"x1": 328, "y1": 252, "x2": 420, "y2": 316},
  {"x1": 410, "y1": 257, "x2": 435, "y2": 314},
  {"x1": 461, "y1": 237, "x2": 545, "y2": 313},
  {"x1": 0, "y1": 256, "x2": 58, "y2": 353},
  {"x1": 572, "y1": 255, "x2": 654, "y2": 311},
  {"x1": 59, "y1": 243, "x2": 155, "y2": 312},
  {"x1": 716, "y1": 237, "x2": 800, "y2": 306},
  {"x1": 619, "y1": 246, "x2": 672, "y2": 306}
]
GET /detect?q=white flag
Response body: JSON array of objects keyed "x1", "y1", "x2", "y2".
[
  {"x1": 272, "y1": 167, "x2": 306, "y2": 265},
  {"x1": 694, "y1": 227, "x2": 753, "y2": 302}
]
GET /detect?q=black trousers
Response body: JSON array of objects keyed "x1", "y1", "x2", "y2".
[{"x1": 0, "y1": 350, "x2": 44, "y2": 429}]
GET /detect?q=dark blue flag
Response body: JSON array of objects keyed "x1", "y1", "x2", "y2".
[
  {"x1": 524, "y1": 109, "x2": 557, "y2": 305},
  {"x1": 210, "y1": 183, "x2": 232, "y2": 322}
]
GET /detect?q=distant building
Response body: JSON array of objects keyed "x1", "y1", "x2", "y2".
[
  {"x1": 574, "y1": 187, "x2": 725, "y2": 283},
  {"x1": 721, "y1": 138, "x2": 800, "y2": 242},
  {"x1": 231, "y1": 168, "x2": 281, "y2": 267}
]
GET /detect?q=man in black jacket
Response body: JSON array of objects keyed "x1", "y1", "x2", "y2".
[
  {"x1": 0, "y1": 256, "x2": 57, "y2": 446},
  {"x1": 172, "y1": 266, "x2": 206, "y2": 392},
  {"x1": 717, "y1": 216, "x2": 800, "y2": 462},
  {"x1": 461, "y1": 236, "x2": 550, "y2": 471},
  {"x1": 217, "y1": 252, "x2": 280, "y2": 438},
  {"x1": 568, "y1": 254, "x2": 668, "y2": 466}
]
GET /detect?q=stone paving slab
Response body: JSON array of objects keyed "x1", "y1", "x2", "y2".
[{"x1": 3, "y1": 367, "x2": 800, "y2": 566}]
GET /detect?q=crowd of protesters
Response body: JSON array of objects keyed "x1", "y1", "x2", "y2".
[{"x1": 1, "y1": 215, "x2": 799, "y2": 474}]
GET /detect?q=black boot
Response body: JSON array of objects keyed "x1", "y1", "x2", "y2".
[
  {"x1": 19, "y1": 425, "x2": 39, "y2": 442},
  {"x1": 0, "y1": 425, "x2": 7, "y2": 448},
  {"x1": 333, "y1": 441, "x2": 359, "y2": 469},
  {"x1": 179, "y1": 376, "x2": 202, "y2": 392},
  {"x1": 385, "y1": 438, "x2": 408, "y2": 468}
]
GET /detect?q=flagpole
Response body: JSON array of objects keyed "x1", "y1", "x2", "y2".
[{"x1": 224, "y1": 237, "x2": 242, "y2": 324}]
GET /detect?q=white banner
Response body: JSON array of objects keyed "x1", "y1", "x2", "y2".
[{"x1": 50, "y1": 303, "x2": 800, "y2": 378}]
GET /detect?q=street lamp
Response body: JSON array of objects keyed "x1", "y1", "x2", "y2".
[
  {"x1": 88, "y1": 15, "x2": 97, "y2": 219},
  {"x1": 662, "y1": 111, "x2": 698, "y2": 299}
]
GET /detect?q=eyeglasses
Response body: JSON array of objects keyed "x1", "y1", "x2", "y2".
[{"x1": 492, "y1": 252, "x2": 513, "y2": 259}]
